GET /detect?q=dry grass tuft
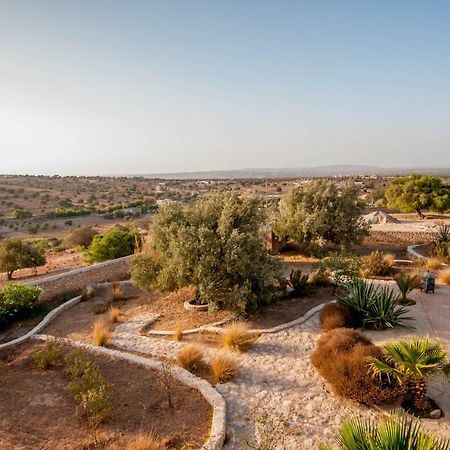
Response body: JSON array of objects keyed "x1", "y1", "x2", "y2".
[
  {"x1": 319, "y1": 303, "x2": 358, "y2": 330},
  {"x1": 439, "y1": 268, "x2": 450, "y2": 285},
  {"x1": 93, "y1": 318, "x2": 111, "y2": 346},
  {"x1": 426, "y1": 257, "x2": 443, "y2": 270},
  {"x1": 221, "y1": 323, "x2": 256, "y2": 352},
  {"x1": 173, "y1": 326, "x2": 183, "y2": 341},
  {"x1": 126, "y1": 431, "x2": 160, "y2": 450},
  {"x1": 362, "y1": 251, "x2": 395, "y2": 277},
  {"x1": 210, "y1": 353, "x2": 238, "y2": 384},
  {"x1": 177, "y1": 344, "x2": 204, "y2": 373},
  {"x1": 111, "y1": 282, "x2": 125, "y2": 301},
  {"x1": 109, "y1": 306, "x2": 121, "y2": 323}
]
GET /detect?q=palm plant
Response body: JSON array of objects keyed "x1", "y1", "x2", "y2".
[
  {"x1": 323, "y1": 414, "x2": 450, "y2": 450},
  {"x1": 337, "y1": 279, "x2": 413, "y2": 330},
  {"x1": 369, "y1": 337, "x2": 450, "y2": 412},
  {"x1": 394, "y1": 273, "x2": 421, "y2": 305}
]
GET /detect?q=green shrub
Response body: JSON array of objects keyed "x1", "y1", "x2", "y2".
[
  {"x1": 13, "y1": 208, "x2": 32, "y2": 219},
  {"x1": 65, "y1": 349, "x2": 112, "y2": 445},
  {"x1": 33, "y1": 342, "x2": 62, "y2": 369},
  {"x1": 86, "y1": 228, "x2": 139, "y2": 262},
  {"x1": 0, "y1": 283, "x2": 42, "y2": 323},
  {"x1": 361, "y1": 251, "x2": 395, "y2": 277},
  {"x1": 336, "y1": 279, "x2": 413, "y2": 330},
  {"x1": 313, "y1": 252, "x2": 362, "y2": 286}
]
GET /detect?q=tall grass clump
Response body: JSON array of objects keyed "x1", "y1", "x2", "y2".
[
  {"x1": 362, "y1": 251, "x2": 395, "y2": 277},
  {"x1": 109, "y1": 306, "x2": 121, "y2": 323},
  {"x1": 126, "y1": 431, "x2": 160, "y2": 450},
  {"x1": 319, "y1": 303, "x2": 358, "y2": 331},
  {"x1": 210, "y1": 353, "x2": 239, "y2": 384},
  {"x1": 93, "y1": 318, "x2": 111, "y2": 346},
  {"x1": 177, "y1": 344, "x2": 204, "y2": 373},
  {"x1": 221, "y1": 323, "x2": 256, "y2": 352},
  {"x1": 426, "y1": 257, "x2": 443, "y2": 270}
]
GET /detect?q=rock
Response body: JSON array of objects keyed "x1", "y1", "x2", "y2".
[{"x1": 429, "y1": 409, "x2": 442, "y2": 419}]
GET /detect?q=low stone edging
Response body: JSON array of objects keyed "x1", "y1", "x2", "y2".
[
  {"x1": 407, "y1": 243, "x2": 428, "y2": 261},
  {"x1": 32, "y1": 334, "x2": 226, "y2": 450},
  {"x1": 0, "y1": 280, "x2": 131, "y2": 351}
]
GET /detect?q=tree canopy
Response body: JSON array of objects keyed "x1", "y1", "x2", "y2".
[
  {"x1": 385, "y1": 174, "x2": 450, "y2": 218},
  {"x1": 0, "y1": 238, "x2": 46, "y2": 280},
  {"x1": 273, "y1": 180, "x2": 368, "y2": 250},
  {"x1": 130, "y1": 192, "x2": 281, "y2": 316}
]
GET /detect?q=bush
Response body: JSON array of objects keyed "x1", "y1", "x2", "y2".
[
  {"x1": 311, "y1": 328, "x2": 403, "y2": 405},
  {"x1": 33, "y1": 342, "x2": 62, "y2": 369},
  {"x1": 337, "y1": 279, "x2": 412, "y2": 330},
  {"x1": 210, "y1": 353, "x2": 238, "y2": 384},
  {"x1": 221, "y1": 323, "x2": 256, "y2": 352},
  {"x1": 173, "y1": 326, "x2": 183, "y2": 341},
  {"x1": 0, "y1": 283, "x2": 42, "y2": 323},
  {"x1": 319, "y1": 303, "x2": 358, "y2": 330},
  {"x1": 361, "y1": 251, "x2": 395, "y2": 277},
  {"x1": 111, "y1": 282, "x2": 125, "y2": 301},
  {"x1": 313, "y1": 252, "x2": 362, "y2": 286},
  {"x1": 13, "y1": 208, "x2": 32, "y2": 219},
  {"x1": 86, "y1": 228, "x2": 139, "y2": 262},
  {"x1": 65, "y1": 349, "x2": 112, "y2": 444},
  {"x1": 177, "y1": 344, "x2": 204, "y2": 373},
  {"x1": 66, "y1": 226, "x2": 98, "y2": 248},
  {"x1": 92, "y1": 318, "x2": 110, "y2": 346}
]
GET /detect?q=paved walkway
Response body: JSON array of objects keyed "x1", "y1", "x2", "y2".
[{"x1": 111, "y1": 284, "x2": 450, "y2": 449}]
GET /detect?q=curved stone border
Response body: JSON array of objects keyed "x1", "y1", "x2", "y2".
[
  {"x1": 126, "y1": 301, "x2": 330, "y2": 341},
  {"x1": 0, "y1": 280, "x2": 132, "y2": 351},
  {"x1": 407, "y1": 243, "x2": 448, "y2": 267},
  {"x1": 32, "y1": 334, "x2": 226, "y2": 450}
]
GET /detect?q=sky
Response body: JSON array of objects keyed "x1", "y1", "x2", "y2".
[{"x1": 1, "y1": 1, "x2": 450, "y2": 175}]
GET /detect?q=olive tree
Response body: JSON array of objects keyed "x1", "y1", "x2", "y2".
[
  {"x1": 0, "y1": 238, "x2": 46, "y2": 280},
  {"x1": 385, "y1": 174, "x2": 450, "y2": 218},
  {"x1": 130, "y1": 193, "x2": 281, "y2": 316},
  {"x1": 273, "y1": 180, "x2": 368, "y2": 250}
]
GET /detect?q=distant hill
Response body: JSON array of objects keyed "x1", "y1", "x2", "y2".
[{"x1": 134, "y1": 165, "x2": 450, "y2": 180}]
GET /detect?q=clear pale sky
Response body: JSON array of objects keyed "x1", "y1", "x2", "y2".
[{"x1": 1, "y1": 1, "x2": 450, "y2": 175}]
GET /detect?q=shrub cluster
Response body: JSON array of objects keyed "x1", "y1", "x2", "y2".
[
  {"x1": 65, "y1": 350, "x2": 112, "y2": 432},
  {"x1": 311, "y1": 328, "x2": 403, "y2": 405},
  {"x1": 0, "y1": 283, "x2": 42, "y2": 324},
  {"x1": 361, "y1": 251, "x2": 395, "y2": 277},
  {"x1": 66, "y1": 226, "x2": 98, "y2": 249}
]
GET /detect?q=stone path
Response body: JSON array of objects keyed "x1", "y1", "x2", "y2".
[{"x1": 112, "y1": 284, "x2": 450, "y2": 449}]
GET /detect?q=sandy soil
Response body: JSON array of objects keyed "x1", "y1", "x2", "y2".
[{"x1": 0, "y1": 342, "x2": 211, "y2": 450}]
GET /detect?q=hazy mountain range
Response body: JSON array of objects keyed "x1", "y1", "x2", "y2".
[{"x1": 133, "y1": 165, "x2": 450, "y2": 180}]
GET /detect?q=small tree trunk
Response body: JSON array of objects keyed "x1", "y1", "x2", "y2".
[
  {"x1": 416, "y1": 209, "x2": 426, "y2": 219},
  {"x1": 411, "y1": 379, "x2": 430, "y2": 411},
  {"x1": 7, "y1": 271, "x2": 13, "y2": 280}
]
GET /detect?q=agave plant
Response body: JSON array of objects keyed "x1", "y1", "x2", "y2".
[
  {"x1": 369, "y1": 337, "x2": 450, "y2": 412},
  {"x1": 325, "y1": 414, "x2": 450, "y2": 450},
  {"x1": 337, "y1": 279, "x2": 413, "y2": 330},
  {"x1": 287, "y1": 269, "x2": 309, "y2": 297},
  {"x1": 394, "y1": 273, "x2": 421, "y2": 305},
  {"x1": 435, "y1": 225, "x2": 450, "y2": 245}
]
